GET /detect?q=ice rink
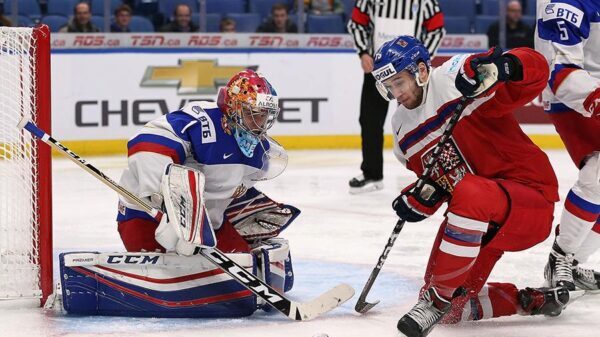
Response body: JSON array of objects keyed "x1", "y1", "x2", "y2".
[{"x1": 2, "y1": 148, "x2": 599, "y2": 337}]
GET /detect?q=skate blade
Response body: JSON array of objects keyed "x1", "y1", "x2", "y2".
[{"x1": 349, "y1": 182, "x2": 383, "y2": 194}]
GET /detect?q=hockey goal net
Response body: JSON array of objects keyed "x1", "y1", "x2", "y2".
[{"x1": 0, "y1": 25, "x2": 52, "y2": 304}]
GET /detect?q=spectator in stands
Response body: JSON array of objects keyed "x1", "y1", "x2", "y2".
[
  {"x1": 257, "y1": 3, "x2": 298, "y2": 33},
  {"x1": 160, "y1": 4, "x2": 198, "y2": 33},
  {"x1": 0, "y1": 14, "x2": 12, "y2": 27},
  {"x1": 220, "y1": 18, "x2": 236, "y2": 33},
  {"x1": 303, "y1": 0, "x2": 344, "y2": 15},
  {"x1": 487, "y1": 0, "x2": 533, "y2": 48},
  {"x1": 111, "y1": 4, "x2": 133, "y2": 32},
  {"x1": 59, "y1": 2, "x2": 100, "y2": 33}
]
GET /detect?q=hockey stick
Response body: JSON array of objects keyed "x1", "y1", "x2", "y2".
[
  {"x1": 355, "y1": 97, "x2": 470, "y2": 314},
  {"x1": 18, "y1": 118, "x2": 354, "y2": 321}
]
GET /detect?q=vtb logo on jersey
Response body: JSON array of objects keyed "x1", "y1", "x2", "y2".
[
  {"x1": 140, "y1": 60, "x2": 257, "y2": 95},
  {"x1": 373, "y1": 63, "x2": 397, "y2": 82},
  {"x1": 421, "y1": 137, "x2": 473, "y2": 192}
]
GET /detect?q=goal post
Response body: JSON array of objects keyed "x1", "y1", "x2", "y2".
[{"x1": 0, "y1": 25, "x2": 52, "y2": 305}]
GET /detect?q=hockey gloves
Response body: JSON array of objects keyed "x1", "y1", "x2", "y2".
[
  {"x1": 455, "y1": 46, "x2": 523, "y2": 98},
  {"x1": 392, "y1": 179, "x2": 449, "y2": 222}
]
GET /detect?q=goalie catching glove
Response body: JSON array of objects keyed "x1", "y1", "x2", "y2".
[
  {"x1": 226, "y1": 187, "x2": 300, "y2": 242},
  {"x1": 392, "y1": 178, "x2": 449, "y2": 223},
  {"x1": 455, "y1": 46, "x2": 523, "y2": 98},
  {"x1": 155, "y1": 164, "x2": 216, "y2": 256}
]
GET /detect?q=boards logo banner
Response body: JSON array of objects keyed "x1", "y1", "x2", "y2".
[{"x1": 140, "y1": 60, "x2": 257, "y2": 95}]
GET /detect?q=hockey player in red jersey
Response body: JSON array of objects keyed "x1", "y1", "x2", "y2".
[
  {"x1": 535, "y1": 0, "x2": 600, "y2": 292},
  {"x1": 371, "y1": 36, "x2": 570, "y2": 337}
]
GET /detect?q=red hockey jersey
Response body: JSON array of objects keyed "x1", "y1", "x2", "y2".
[{"x1": 391, "y1": 48, "x2": 559, "y2": 203}]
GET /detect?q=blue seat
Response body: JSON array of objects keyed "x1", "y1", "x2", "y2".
[
  {"x1": 191, "y1": 13, "x2": 221, "y2": 32},
  {"x1": 342, "y1": 0, "x2": 354, "y2": 20},
  {"x1": 444, "y1": 16, "x2": 471, "y2": 34},
  {"x1": 474, "y1": 15, "x2": 497, "y2": 34},
  {"x1": 522, "y1": 15, "x2": 536, "y2": 29},
  {"x1": 133, "y1": 0, "x2": 159, "y2": 15},
  {"x1": 249, "y1": 0, "x2": 282, "y2": 21},
  {"x1": 90, "y1": 0, "x2": 124, "y2": 16},
  {"x1": 47, "y1": 0, "x2": 81, "y2": 16},
  {"x1": 158, "y1": 0, "x2": 199, "y2": 19},
  {"x1": 14, "y1": 15, "x2": 36, "y2": 27},
  {"x1": 438, "y1": 0, "x2": 475, "y2": 18},
  {"x1": 525, "y1": 0, "x2": 536, "y2": 16},
  {"x1": 41, "y1": 15, "x2": 69, "y2": 32},
  {"x1": 225, "y1": 13, "x2": 261, "y2": 33},
  {"x1": 129, "y1": 15, "x2": 155, "y2": 32},
  {"x1": 481, "y1": 0, "x2": 500, "y2": 16},
  {"x1": 2, "y1": 0, "x2": 42, "y2": 20},
  {"x1": 91, "y1": 15, "x2": 107, "y2": 31},
  {"x1": 206, "y1": 0, "x2": 245, "y2": 16},
  {"x1": 306, "y1": 14, "x2": 345, "y2": 34}
]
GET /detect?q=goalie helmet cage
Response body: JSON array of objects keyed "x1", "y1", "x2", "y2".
[{"x1": 0, "y1": 25, "x2": 52, "y2": 305}]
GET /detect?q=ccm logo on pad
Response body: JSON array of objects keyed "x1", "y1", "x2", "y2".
[{"x1": 106, "y1": 255, "x2": 160, "y2": 264}]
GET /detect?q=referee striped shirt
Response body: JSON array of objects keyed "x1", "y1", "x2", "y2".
[{"x1": 347, "y1": 0, "x2": 445, "y2": 58}]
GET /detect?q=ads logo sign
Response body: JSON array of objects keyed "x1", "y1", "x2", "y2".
[{"x1": 140, "y1": 60, "x2": 256, "y2": 95}]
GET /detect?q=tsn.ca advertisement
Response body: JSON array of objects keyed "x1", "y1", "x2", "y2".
[{"x1": 50, "y1": 33, "x2": 552, "y2": 144}]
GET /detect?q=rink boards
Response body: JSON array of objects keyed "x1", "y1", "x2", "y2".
[{"x1": 48, "y1": 33, "x2": 560, "y2": 155}]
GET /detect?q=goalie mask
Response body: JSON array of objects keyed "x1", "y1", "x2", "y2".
[{"x1": 217, "y1": 69, "x2": 280, "y2": 157}]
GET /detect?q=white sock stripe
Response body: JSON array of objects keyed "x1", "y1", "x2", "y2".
[
  {"x1": 447, "y1": 212, "x2": 488, "y2": 232},
  {"x1": 440, "y1": 239, "x2": 481, "y2": 257},
  {"x1": 478, "y1": 289, "x2": 493, "y2": 319}
]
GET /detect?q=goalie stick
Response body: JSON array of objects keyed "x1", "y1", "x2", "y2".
[
  {"x1": 18, "y1": 118, "x2": 354, "y2": 321},
  {"x1": 355, "y1": 97, "x2": 470, "y2": 314}
]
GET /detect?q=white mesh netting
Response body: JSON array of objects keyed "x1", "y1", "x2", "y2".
[{"x1": 0, "y1": 27, "x2": 42, "y2": 298}]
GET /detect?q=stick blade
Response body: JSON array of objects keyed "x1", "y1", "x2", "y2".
[
  {"x1": 294, "y1": 283, "x2": 355, "y2": 321},
  {"x1": 355, "y1": 299, "x2": 379, "y2": 314},
  {"x1": 17, "y1": 117, "x2": 31, "y2": 131}
]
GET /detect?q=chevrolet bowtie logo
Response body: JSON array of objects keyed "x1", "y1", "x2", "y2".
[{"x1": 140, "y1": 60, "x2": 254, "y2": 95}]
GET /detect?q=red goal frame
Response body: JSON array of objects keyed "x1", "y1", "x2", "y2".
[{"x1": 33, "y1": 24, "x2": 52, "y2": 305}]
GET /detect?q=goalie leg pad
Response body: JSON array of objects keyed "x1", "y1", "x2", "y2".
[
  {"x1": 58, "y1": 251, "x2": 258, "y2": 318},
  {"x1": 252, "y1": 238, "x2": 294, "y2": 310},
  {"x1": 226, "y1": 187, "x2": 301, "y2": 241}
]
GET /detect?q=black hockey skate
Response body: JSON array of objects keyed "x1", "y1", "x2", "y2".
[
  {"x1": 348, "y1": 174, "x2": 383, "y2": 194},
  {"x1": 544, "y1": 239, "x2": 576, "y2": 290},
  {"x1": 573, "y1": 261, "x2": 600, "y2": 290},
  {"x1": 518, "y1": 287, "x2": 570, "y2": 317},
  {"x1": 397, "y1": 288, "x2": 451, "y2": 337}
]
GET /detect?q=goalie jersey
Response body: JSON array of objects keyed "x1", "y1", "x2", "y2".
[
  {"x1": 391, "y1": 48, "x2": 559, "y2": 203},
  {"x1": 535, "y1": 0, "x2": 600, "y2": 117},
  {"x1": 117, "y1": 101, "x2": 271, "y2": 229}
]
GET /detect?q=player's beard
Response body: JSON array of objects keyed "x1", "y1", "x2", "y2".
[{"x1": 399, "y1": 85, "x2": 424, "y2": 110}]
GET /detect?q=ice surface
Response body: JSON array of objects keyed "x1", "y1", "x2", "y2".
[{"x1": 1, "y1": 149, "x2": 599, "y2": 337}]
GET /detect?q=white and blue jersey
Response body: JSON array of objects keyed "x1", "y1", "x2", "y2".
[
  {"x1": 535, "y1": 0, "x2": 600, "y2": 116},
  {"x1": 117, "y1": 101, "x2": 271, "y2": 228}
]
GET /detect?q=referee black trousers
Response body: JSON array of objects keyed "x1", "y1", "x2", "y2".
[{"x1": 359, "y1": 73, "x2": 389, "y2": 181}]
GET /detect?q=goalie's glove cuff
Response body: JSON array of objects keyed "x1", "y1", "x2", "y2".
[
  {"x1": 392, "y1": 179, "x2": 449, "y2": 223},
  {"x1": 455, "y1": 46, "x2": 523, "y2": 98}
]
